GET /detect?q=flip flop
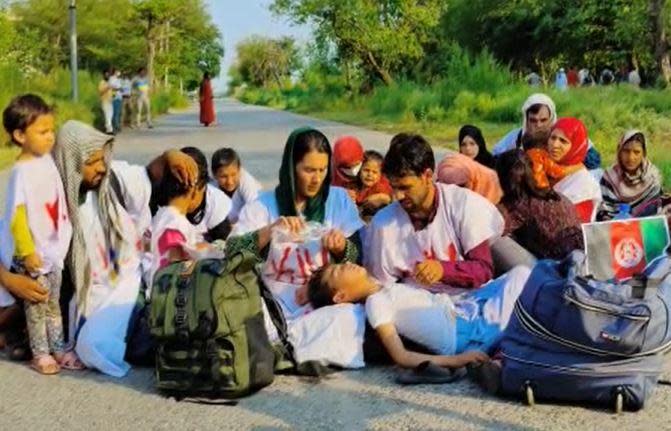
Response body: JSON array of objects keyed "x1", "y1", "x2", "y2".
[
  {"x1": 54, "y1": 351, "x2": 86, "y2": 370},
  {"x1": 30, "y1": 355, "x2": 60, "y2": 375},
  {"x1": 396, "y1": 361, "x2": 467, "y2": 385}
]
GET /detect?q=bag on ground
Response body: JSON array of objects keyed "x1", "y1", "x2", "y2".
[
  {"x1": 149, "y1": 250, "x2": 276, "y2": 399},
  {"x1": 499, "y1": 250, "x2": 671, "y2": 411}
]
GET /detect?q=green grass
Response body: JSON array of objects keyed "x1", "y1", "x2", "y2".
[
  {"x1": 236, "y1": 82, "x2": 671, "y2": 188},
  {"x1": 0, "y1": 65, "x2": 188, "y2": 170}
]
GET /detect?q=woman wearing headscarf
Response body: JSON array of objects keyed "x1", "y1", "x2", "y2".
[
  {"x1": 496, "y1": 150, "x2": 584, "y2": 261},
  {"x1": 228, "y1": 127, "x2": 366, "y2": 368},
  {"x1": 199, "y1": 72, "x2": 216, "y2": 127},
  {"x1": 548, "y1": 117, "x2": 602, "y2": 223},
  {"x1": 597, "y1": 131, "x2": 663, "y2": 221},
  {"x1": 436, "y1": 152, "x2": 503, "y2": 205},
  {"x1": 458, "y1": 125, "x2": 496, "y2": 169},
  {"x1": 331, "y1": 135, "x2": 364, "y2": 196}
]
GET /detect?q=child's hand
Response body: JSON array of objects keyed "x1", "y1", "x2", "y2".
[
  {"x1": 456, "y1": 350, "x2": 489, "y2": 367},
  {"x1": 414, "y1": 259, "x2": 443, "y2": 285},
  {"x1": 295, "y1": 285, "x2": 309, "y2": 306},
  {"x1": 23, "y1": 253, "x2": 42, "y2": 274}
]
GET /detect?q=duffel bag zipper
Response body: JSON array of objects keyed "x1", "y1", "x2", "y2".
[
  {"x1": 514, "y1": 302, "x2": 671, "y2": 358},
  {"x1": 502, "y1": 352, "x2": 660, "y2": 377},
  {"x1": 563, "y1": 294, "x2": 650, "y2": 322}
]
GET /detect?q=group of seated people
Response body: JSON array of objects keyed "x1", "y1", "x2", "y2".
[{"x1": 0, "y1": 92, "x2": 667, "y2": 394}]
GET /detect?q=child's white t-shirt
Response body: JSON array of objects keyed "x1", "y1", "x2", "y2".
[
  {"x1": 364, "y1": 183, "x2": 504, "y2": 291},
  {"x1": 227, "y1": 168, "x2": 262, "y2": 224},
  {"x1": 366, "y1": 283, "x2": 458, "y2": 355},
  {"x1": 0, "y1": 155, "x2": 72, "y2": 275},
  {"x1": 194, "y1": 184, "x2": 232, "y2": 240},
  {"x1": 149, "y1": 206, "x2": 200, "y2": 283}
]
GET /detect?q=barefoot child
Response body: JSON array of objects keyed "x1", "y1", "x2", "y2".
[
  {"x1": 356, "y1": 150, "x2": 392, "y2": 219},
  {"x1": 0, "y1": 94, "x2": 82, "y2": 374},
  {"x1": 149, "y1": 150, "x2": 224, "y2": 283}
]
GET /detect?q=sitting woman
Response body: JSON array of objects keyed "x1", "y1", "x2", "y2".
[
  {"x1": 227, "y1": 127, "x2": 367, "y2": 367},
  {"x1": 546, "y1": 117, "x2": 602, "y2": 223},
  {"x1": 437, "y1": 151, "x2": 503, "y2": 205},
  {"x1": 332, "y1": 135, "x2": 364, "y2": 198},
  {"x1": 308, "y1": 262, "x2": 530, "y2": 370},
  {"x1": 459, "y1": 125, "x2": 496, "y2": 169},
  {"x1": 496, "y1": 150, "x2": 584, "y2": 261},
  {"x1": 597, "y1": 130, "x2": 663, "y2": 220}
]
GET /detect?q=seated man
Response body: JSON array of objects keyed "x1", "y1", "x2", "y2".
[
  {"x1": 492, "y1": 93, "x2": 601, "y2": 171},
  {"x1": 364, "y1": 133, "x2": 504, "y2": 292},
  {"x1": 308, "y1": 262, "x2": 531, "y2": 369},
  {"x1": 211, "y1": 148, "x2": 262, "y2": 224}
]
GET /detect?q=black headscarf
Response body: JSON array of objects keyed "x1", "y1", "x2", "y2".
[{"x1": 459, "y1": 125, "x2": 496, "y2": 169}]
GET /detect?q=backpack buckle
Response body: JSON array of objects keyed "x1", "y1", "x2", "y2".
[
  {"x1": 175, "y1": 294, "x2": 187, "y2": 307},
  {"x1": 174, "y1": 310, "x2": 187, "y2": 327}
]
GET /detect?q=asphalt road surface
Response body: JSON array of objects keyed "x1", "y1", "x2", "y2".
[{"x1": 1, "y1": 100, "x2": 670, "y2": 431}]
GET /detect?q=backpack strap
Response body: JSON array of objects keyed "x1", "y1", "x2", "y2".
[{"x1": 109, "y1": 169, "x2": 127, "y2": 210}]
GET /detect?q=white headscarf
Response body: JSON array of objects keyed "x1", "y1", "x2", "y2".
[{"x1": 521, "y1": 93, "x2": 557, "y2": 133}]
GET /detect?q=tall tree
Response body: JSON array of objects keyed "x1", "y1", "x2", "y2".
[
  {"x1": 649, "y1": 0, "x2": 671, "y2": 84},
  {"x1": 271, "y1": 0, "x2": 445, "y2": 85}
]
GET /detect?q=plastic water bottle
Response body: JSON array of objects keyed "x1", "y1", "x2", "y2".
[{"x1": 613, "y1": 203, "x2": 632, "y2": 220}]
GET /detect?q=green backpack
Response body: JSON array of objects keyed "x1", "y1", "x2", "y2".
[{"x1": 149, "y1": 250, "x2": 276, "y2": 399}]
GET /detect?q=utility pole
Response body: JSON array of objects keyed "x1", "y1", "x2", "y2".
[{"x1": 69, "y1": 0, "x2": 78, "y2": 102}]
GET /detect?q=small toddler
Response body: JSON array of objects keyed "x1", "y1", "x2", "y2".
[{"x1": 356, "y1": 150, "x2": 393, "y2": 218}]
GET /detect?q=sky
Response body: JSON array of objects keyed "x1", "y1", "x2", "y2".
[{"x1": 207, "y1": 0, "x2": 312, "y2": 92}]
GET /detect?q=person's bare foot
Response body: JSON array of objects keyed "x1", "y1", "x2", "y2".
[
  {"x1": 53, "y1": 351, "x2": 86, "y2": 370},
  {"x1": 30, "y1": 354, "x2": 60, "y2": 375}
]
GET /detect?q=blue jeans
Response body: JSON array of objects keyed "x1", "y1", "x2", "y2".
[{"x1": 112, "y1": 98, "x2": 123, "y2": 132}]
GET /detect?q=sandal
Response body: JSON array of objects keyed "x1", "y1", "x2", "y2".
[
  {"x1": 396, "y1": 361, "x2": 466, "y2": 385},
  {"x1": 30, "y1": 355, "x2": 60, "y2": 375},
  {"x1": 54, "y1": 351, "x2": 86, "y2": 370}
]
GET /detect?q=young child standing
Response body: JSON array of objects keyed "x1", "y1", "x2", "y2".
[
  {"x1": 149, "y1": 151, "x2": 224, "y2": 284},
  {"x1": 1, "y1": 94, "x2": 82, "y2": 374},
  {"x1": 356, "y1": 150, "x2": 392, "y2": 219}
]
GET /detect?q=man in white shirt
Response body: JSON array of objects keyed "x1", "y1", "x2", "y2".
[
  {"x1": 307, "y1": 261, "x2": 530, "y2": 370},
  {"x1": 364, "y1": 133, "x2": 504, "y2": 293},
  {"x1": 211, "y1": 148, "x2": 262, "y2": 224}
]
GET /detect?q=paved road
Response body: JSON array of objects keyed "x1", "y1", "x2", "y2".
[{"x1": 1, "y1": 100, "x2": 671, "y2": 430}]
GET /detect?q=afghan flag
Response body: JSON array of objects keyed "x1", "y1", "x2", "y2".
[{"x1": 582, "y1": 216, "x2": 670, "y2": 281}]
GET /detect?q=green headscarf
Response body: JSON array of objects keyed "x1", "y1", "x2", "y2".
[{"x1": 275, "y1": 127, "x2": 332, "y2": 223}]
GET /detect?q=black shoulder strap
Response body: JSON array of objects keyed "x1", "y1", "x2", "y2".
[{"x1": 109, "y1": 169, "x2": 127, "y2": 210}]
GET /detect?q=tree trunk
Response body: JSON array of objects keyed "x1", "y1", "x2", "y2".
[
  {"x1": 650, "y1": 0, "x2": 671, "y2": 85},
  {"x1": 365, "y1": 51, "x2": 394, "y2": 85}
]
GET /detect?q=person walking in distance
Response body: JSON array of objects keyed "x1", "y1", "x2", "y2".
[{"x1": 133, "y1": 67, "x2": 152, "y2": 129}]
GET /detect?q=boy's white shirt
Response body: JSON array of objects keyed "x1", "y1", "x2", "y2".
[
  {"x1": 366, "y1": 283, "x2": 458, "y2": 355},
  {"x1": 194, "y1": 184, "x2": 232, "y2": 240},
  {"x1": 0, "y1": 155, "x2": 73, "y2": 306},
  {"x1": 364, "y1": 183, "x2": 503, "y2": 291},
  {"x1": 365, "y1": 266, "x2": 531, "y2": 357},
  {"x1": 226, "y1": 168, "x2": 262, "y2": 224},
  {"x1": 232, "y1": 186, "x2": 367, "y2": 368}
]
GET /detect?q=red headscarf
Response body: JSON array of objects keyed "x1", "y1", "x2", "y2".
[
  {"x1": 552, "y1": 117, "x2": 588, "y2": 165},
  {"x1": 332, "y1": 135, "x2": 364, "y2": 188}
]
